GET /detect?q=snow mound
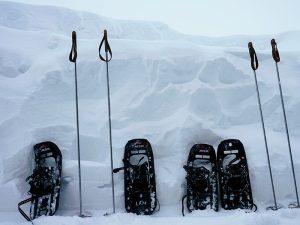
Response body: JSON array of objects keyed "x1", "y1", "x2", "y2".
[
  {"x1": 1, "y1": 1, "x2": 300, "y2": 49},
  {"x1": 0, "y1": 1, "x2": 181, "y2": 40},
  {"x1": 0, "y1": 2, "x2": 300, "y2": 224}
]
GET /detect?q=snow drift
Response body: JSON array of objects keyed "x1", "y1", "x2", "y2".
[{"x1": 0, "y1": 1, "x2": 300, "y2": 224}]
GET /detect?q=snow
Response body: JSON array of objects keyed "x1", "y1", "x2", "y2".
[{"x1": 1, "y1": 1, "x2": 300, "y2": 224}]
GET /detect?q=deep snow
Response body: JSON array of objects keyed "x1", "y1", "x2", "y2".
[{"x1": 0, "y1": 1, "x2": 300, "y2": 224}]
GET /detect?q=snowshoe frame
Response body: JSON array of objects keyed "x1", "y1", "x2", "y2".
[
  {"x1": 114, "y1": 139, "x2": 158, "y2": 215},
  {"x1": 18, "y1": 141, "x2": 62, "y2": 221},
  {"x1": 217, "y1": 139, "x2": 256, "y2": 211},
  {"x1": 182, "y1": 144, "x2": 218, "y2": 216}
]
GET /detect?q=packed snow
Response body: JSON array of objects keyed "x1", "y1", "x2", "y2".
[{"x1": 0, "y1": 1, "x2": 300, "y2": 225}]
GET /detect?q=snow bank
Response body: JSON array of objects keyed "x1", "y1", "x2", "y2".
[{"x1": 0, "y1": 1, "x2": 300, "y2": 224}]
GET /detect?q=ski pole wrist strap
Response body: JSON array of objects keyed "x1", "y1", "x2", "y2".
[
  {"x1": 248, "y1": 42, "x2": 258, "y2": 71},
  {"x1": 271, "y1": 39, "x2": 280, "y2": 63},
  {"x1": 69, "y1": 31, "x2": 77, "y2": 63},
  {"x1": 99, "y1": 30, "x2": 112, "y2": 62}
]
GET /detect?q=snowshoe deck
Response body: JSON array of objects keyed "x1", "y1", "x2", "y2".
[
  {"x1": 114, "y1": 139, "x2": 158, "y2": 215},
  {"x1": 182, "y1": 144, "x2": 218, "y2": 216},
  {"x1": 217, "y1": 139, "x2": 256, "y2": 211},
  {"x1": 18, "y1": 141, "x2": 62, "y2": 221}
]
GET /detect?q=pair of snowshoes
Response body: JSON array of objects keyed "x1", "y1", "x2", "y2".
[
  {"x1": 18, "y1": 141, "x2": 62, "y2": 221},
  {"x1": 182, "y1": 139, "x2": 256, "y2": 215},
  {"x1": 114, "y1": 139, "x2": 159, "y2": 215}
]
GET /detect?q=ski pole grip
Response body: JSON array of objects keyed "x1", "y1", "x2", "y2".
[
  {"x1": 99, "y1": 29, "x2": 112, "y2": 62},
  {"x1": 69, "y1": 31, "x2": 77, "y2": 63},
  {"x1": 271, "y1": 39, "x2": 280, "y2": 63},
  {"x1": 248, "y1": 42, "x2": 258, "y2": 71}
]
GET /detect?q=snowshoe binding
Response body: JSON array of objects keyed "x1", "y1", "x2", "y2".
[
  {"x1": 113, "y1": 139, "x2": 159, "y2": 215},
  {"x1": 182, "y1": 144, "x2": 218, "y2": 216},
  {"x1": 18, "y1": 141, "x2": 62, "y2": 221},
  {"x1": 217, "y1": 139, "x2": 256, "y2": 212}
]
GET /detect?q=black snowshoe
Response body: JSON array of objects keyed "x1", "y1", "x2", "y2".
[
  {"x1": 217, "y1": 139, "x2": 256, "y2": 211},
  {"x1": 113, "y1": 139, "x2": 159, "y2": 215},
  {"x1": 18, "y1": 141, "x2": 62, "y2": 221},
  {"x1": 182, "y1": 144, "x2": 218, "y2": 216}
]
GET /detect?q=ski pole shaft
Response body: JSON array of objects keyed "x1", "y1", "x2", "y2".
[
  {"x1": 271, "y1": 39, "x2": 299, "y2": 207},
  {"x1": 69, "y1": 31, "x2": 83, "y2": 215},
  {"x1": 75, "y1": 60, "x2": 84, "y2": 216},
  {"x1": 99, "y1": 30, "x2": 115, "y2": 213},
  {"x1": 253, "y1": 70, "x2": 278, "y2": 209},
  {"x1": 248, "y1": 42, "x2": 278, "y2": 209},
  {"x1": 106, "y1": 51, "x2": 116, "y2": 213}
]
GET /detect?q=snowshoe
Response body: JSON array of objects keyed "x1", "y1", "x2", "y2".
[
  {"x1": 113, "y1": 139, "x2": 159, "y2": 215},
  {"x1": 182, "y1": 144, "x2": 218, "y2": 216},
  {"x1": 18, "y1": 141, "x2": 62, "y2": 221},
  {"x1": 217, "y1": 139, "x2": 256, "y2": 211}
]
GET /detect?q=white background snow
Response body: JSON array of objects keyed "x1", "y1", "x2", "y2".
[{"x1": 0, "y1": 1, "x2": 300, "y2": 224}]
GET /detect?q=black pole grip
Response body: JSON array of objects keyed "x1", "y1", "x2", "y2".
[
  {"x1": 69, "y1": 31, "x2": 77, "y2": 63},
  {"x1": 99, "y1": 29, "x2": 112, "y2": 62},
  {"x1": 248, "y1": 42, "x2": 259, "y2": 71},
  {"x1": 271, "y1": 39, "x2": 280, "y2": 63}
]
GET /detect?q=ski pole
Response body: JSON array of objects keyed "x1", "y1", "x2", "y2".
[
  {"x1": 271, "y1": 39, "x2": 300, "y2": 208},
  {"x1": 99, "y1": 30, "x2": 115, "y2": 213},
  {"x1": 69, "y1": 32, "x2": 92, "y2": 217},
  {"x1": 248, "y1": 42, "x2": 278, "y2": 210}
]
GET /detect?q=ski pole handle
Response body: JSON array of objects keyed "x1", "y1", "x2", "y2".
[
  {"x1": 271, "y1": 39, "x2": 280, "y2": 63},
  {"x1": 99, "y1": 30, "x2": 112, "y2": 62},
  {"x1": 248, "y1": 42, "x2": 258, "y2": 71},
  {"x1": 69, "y1": 31, "x2": 77, "y2": 63}
]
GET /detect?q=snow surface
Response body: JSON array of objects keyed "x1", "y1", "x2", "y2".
[{"x1": 1, "y1": 1, "x2": 300, "y2": 224}]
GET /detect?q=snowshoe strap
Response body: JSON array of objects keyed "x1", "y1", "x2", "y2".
[
  {"x1": 181, "y1": 194, "x2": 192, "y2": 216},
  {"x1": 113, "y1": 167, "x2": 124, "y2": 173},
  {"x1": 99, "y1": 30, "x2": 112, "y2": 62},
  {"x1": 27, "y1": 167, "x2": 56, "y2": 196},
  {"x1": 182, "y1": 195, "x2": 187, "y2": 216},
  {"x1": 186, "y1": 166, "x2": 209, "y2": 182},
  {"x1": 271, "y1": 39, "x2": 280, "y2": 63},
  {"x1": 240, "y1": 200, "x2": 257, "y2": 212},
  {"x1": 18, "y1": 197, "x2": 32, "y2": 222},
  {"x1": 225, "y1": 164, "x2": 247, "y2": 192},
  {"x1": 132, "y1": 164, "x2": 149, "y2": 192},
  {"x1": 251, "y1": 202, "x2": 258, "y2": 212},
  {"x1": 155, "y1": 197, "x2": 160, "y2": 212},
  {"x1": 69, "y1": 31, "x2": 77, "y2": 63},
  {"x1": 185, "y1": 166, "x2": 210, "y2": 197},
  {"x1": 248, "y1": 42, "x2": 258, "y2": 71}
]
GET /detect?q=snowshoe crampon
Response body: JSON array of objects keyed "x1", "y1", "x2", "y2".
[
  {"x1": 113, "y1": 139, "x2": 159, "y2": 215},
  {"x1": 217, "y1": 139, "x2": 256, "y2": 212},
  {"x1": 182, "y1": 144, "x2": 218, "y2": 216},
  {"x1": 18, "y1": 141, "x2": 62, "y2": 221}
]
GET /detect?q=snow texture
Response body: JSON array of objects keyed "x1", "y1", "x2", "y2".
[{"x1": 0, "y1": 1, "x2": 300, "y2": 224}]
